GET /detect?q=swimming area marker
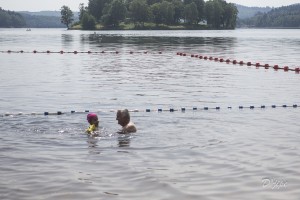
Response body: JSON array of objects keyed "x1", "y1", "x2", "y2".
[
  {"x1": 1, "y1": 104, "x2": 298, "y2": 117},
  {"x1": 2, "y1": 49, "x2": 298, "y2": 73},
  {"x1": 177, "y1": 52, "x2": 300, "y2": 73}
]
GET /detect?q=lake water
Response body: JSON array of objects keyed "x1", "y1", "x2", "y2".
[{"x1": 0, "y1": 28, "x2": 299, "y2": 200}]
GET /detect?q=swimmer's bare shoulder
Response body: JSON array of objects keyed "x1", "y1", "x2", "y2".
[{"x1": 122, "y1": 122, "x2": 137, "y2": 133}]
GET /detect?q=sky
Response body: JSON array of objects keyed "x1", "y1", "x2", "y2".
[{"x1": 0, "y1": 0, "x2": 299, "y2": 11}]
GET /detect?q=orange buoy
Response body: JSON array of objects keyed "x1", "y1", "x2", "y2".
[
  {"x1": 256, "y1": 63, "x2": 260, "y2": 67},
  {"x1": 204, "y1": 56, "x2": 208, "y2": 60},
  {"x1": 195, "y1": 55, "x2": 198, "y2": 58},
  {"x1": 74, "y1": 51, "x2": 78, "y2": 54},
  {"x1": 191, "y1": 54, "x2": 195, "y2": 57},
  {"x1": 209, "y1": 56, "x2": 213, "y2": 60},
  {"x1": 295, "y1": 67, "x2": 300, "y2": 72},
  {"x1": 214, "y1": 58, "x2": 219, "y2": 61},
  {"x1": 273, "y1": 65, "x2": 279, "y2": 70},
  {"x1": 283, "y1": 66, "x2": 289, "y2": 71},
  {"x1": 60, "y1": 50, "x2": 64, "y2": 54},
  {"x1": 239, "y1": 61, "x2": 244, "y2": 65},
  {"x1": 219, "y1": 58, "x2": 224, "y2": 62},
  {"x1": 233, "y1": 60, "x2": 237, "y2": 64},
  {"x1": 33, "y1": 50, "x2": 37, "y2": 53},
  {"x1": 226, "y1": 59, "x2": 230, "y2": 63},
  {"x1": 247, "y1": 62, "x2": 251, "y2": 66}
]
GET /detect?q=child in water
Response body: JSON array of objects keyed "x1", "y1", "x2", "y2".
[{"x1": 86, "y1": 113, "x2": 99, "y2": 134}]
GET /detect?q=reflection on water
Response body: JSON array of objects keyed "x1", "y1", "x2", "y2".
[
  {"x1": 87, "y1": 136, "x2": 98, "y2": 148},
  {"x1": 85, "y1": 127, "x2": 131, "y2": 151},
  {"x1": 78, "y1": 34, "x2": 237, "y2": 52},
  {"x1": 80, "y1": 33, "x2": 103, "y2": 46},
  {"x1": 61, "y1": 34, "x2": 74, "y2": 48},
  {"x1": 118, "y1": 134, "x2": 131, "y2": 147}
]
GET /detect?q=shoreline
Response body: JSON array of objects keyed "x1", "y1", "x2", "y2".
[
  {"x1": 68, "y1": 27, "x2": 300, "y2": 31},
  {"x1": 68, "y1": 23, "x2": 234, "y2": 31},
  {"x1": 68, "y1": 27, "x2": 233, "y2": 31}
]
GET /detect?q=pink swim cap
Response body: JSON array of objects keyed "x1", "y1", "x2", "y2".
[{"x1": 87, "y1": 113, "x2": 98, "y2": 123}]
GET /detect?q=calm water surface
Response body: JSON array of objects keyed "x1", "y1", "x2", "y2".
[{"x1": 0, "y1": 28, "x2": 299, "y2": 200}]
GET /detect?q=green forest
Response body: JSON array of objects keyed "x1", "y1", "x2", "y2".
[
  {"x1": 1, "y1": 2, "x2": 299, "y2": 29},
  {"x1": 0, "y1": 7, "x2": 26, "y2": 27},
  {"x1": 240, "y1": 4, "x2": 300, "y2": 28},
  {"x1": 73, "y1": 0, "x2": 238, "y2": 30}
]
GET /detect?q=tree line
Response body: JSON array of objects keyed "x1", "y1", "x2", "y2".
[
  {"x1": 61, "y1": 0, "x2": 238, "y2": 30},
  {"x1": 0, "y1": 7, "x2": 26, "y2": 27},
  {"x1": 21, "y1": 13, "x2": 66, "y2": 28},
  {"x1": 0, "y1": 8, "x2": 65, "y2": 28},
  {"x1": 240, "y1": 4, "x2": 300, "y2": 28}
]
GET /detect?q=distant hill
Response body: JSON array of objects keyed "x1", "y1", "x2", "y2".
[
  {"x1": 20, "y1": 13, "x2": 65, "y2": 28},
  {"x1": 18, "y1": 11, "x2": 79, "y2": 28},
  {"x1": 19, "y1": 11, "x2": 62, "y2": 17},
  {"x1": 235, "y1": 4, "x2": 272, "y2": 19},
  {"x1": 19, "y1": 11, "x2": 79, "y2": 17},
  {"x1": 0, "y1": 7, "x2": 26, "y2": 27},
  {"x1": 240, "y1": 3, "x2": 300, "y2": 28}
]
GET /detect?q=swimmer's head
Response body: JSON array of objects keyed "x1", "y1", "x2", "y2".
[
  {"x1": 116, "y1": 109, "x2": 130, "y2": 127},
  {"x1": 87, "y1": 113, "x2": 98, "y2": 124}
]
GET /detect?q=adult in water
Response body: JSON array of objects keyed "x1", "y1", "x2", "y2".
[{"x1": 116, "y1": 109, "x2": 137, "y2": 133}]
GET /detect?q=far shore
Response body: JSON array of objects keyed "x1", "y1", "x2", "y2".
[{"x1": 68, "y1": 22, "x2": 235, "y2": 31}]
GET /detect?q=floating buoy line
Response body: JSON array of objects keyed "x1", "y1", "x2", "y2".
[
  {"x1": 0, "y1": 50, "x2": 163, "y2": 54},
  {"x1": 2, "y1": 49, "x2": 298, "y2": 73},
  {"x1": 176, "y1": 52, "x2": 300, "y2": 73},
  {"x1": 1, "y1": 104, "x2": 298, "y2": 117}
]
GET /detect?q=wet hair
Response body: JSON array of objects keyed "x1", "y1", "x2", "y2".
[{"x1": 117, "y1": 109, "x2": 130, "y2": 125}]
